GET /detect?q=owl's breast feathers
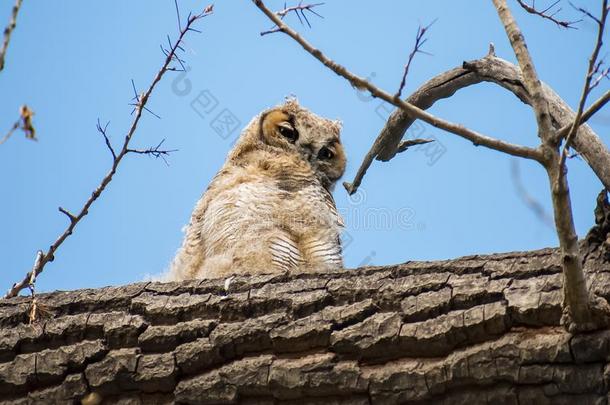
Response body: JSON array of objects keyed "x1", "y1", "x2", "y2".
[{"x1": 171, "y1": 100, "x2": 345, "y2": 279}]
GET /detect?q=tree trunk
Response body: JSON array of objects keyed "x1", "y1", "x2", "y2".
[{"x1": 1, "y1": 213, "x2": 610, "y2": 404}]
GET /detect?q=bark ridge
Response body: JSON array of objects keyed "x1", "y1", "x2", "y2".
[{"x1": 1, "y1": 244, "x2": 610, "y2": 404}]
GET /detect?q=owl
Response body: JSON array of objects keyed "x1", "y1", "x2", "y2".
[{"x1": 169, "y1": 99, "x2": 347, "y2": 280}]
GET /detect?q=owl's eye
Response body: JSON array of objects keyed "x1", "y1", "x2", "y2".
[
  {"x1": 278, "y1": 125, "x2": 299, "y2": 143},
  {"x1": 317, "y1": 146, "x2": 334, "y2": 160}
]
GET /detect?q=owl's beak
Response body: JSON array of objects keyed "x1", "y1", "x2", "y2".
[{"x1": 300, "y1": 143, "x2": 315, "y2": 162}]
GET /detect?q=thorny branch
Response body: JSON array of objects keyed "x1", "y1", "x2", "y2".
[
  {"x1": 260, "y1": 1, "x2": 323, "y2": 36},
  {"x1": 395, "y1": 20, "x2": 435, "y2": 99},
  {"x1": 130, "y1": 79, "x2": 162, "y2": 118},
  {"x1": 0, "y1": 104, "x2": 36, "y2": 146},
  {"x1": 516, "y1": 0, "x2": 581, "y2": 28},
  {"x1": 127, "y1": 139, "x2": 177, "y2": 166},
  {"x1": 0, "y1": 0, "x2": 23, "y2": 72},
  {"x1": 4, "y1": 3, "x2": 214, "y2": 299}
]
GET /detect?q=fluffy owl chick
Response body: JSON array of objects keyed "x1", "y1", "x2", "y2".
[{"x1": 170, "y1": 99, "x2": 346, "y2": 280}]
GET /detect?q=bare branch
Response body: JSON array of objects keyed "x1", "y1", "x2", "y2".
[
  {"x1": 493, "y1": 0, "x2": 555, "y2": 140},
  {"x1": 260, "y1": 1, "x2": 324, "y2": 36},
  {"x1": 174, "y1": 0, "x2": 182, "y2": 32},
  {"x1": 560, "y1": 0, "x2": 609, "y2": 163},
  {"x1": 58, "y1": 206, "x2": 77, "y2": 224},
  {"x1": 579, "y1": 89, "x2": 610, "y2": 126},
  {"x1": 570, "y1": 1, "x2": 603, "y2": 25},
  {"x1": 126, "y1": 139, "x2": 177, "y2": 166},
  {"x1": 516, "y1": 0, "x2": 581, "y2": 28},
  {"x1": 0, "y1": 0, "x2": 23, "y2": 72},
  {"x1": 253, "y1": 0, "x2": 543, "y2": 182},
  {"x1": 343, "y1": 138, "x2": 434, "y2": 196},
  {"x1": 495, "y1": 0, "x2": 607, "y2": 329},
  {"x1": 396, "y1": 138, "x2": 434, "y2": 153},
  {"x1": 4, "y1": 4, "x2": 214, "y2": 299},
  {"x1": 589, "y1": 64, "x2": 610, "y2": 91},
  {"x1": 395, "y1": 20, "x2": 435, "y2": 99},
  {"x1": 344, "y1": 50, "x2": 610, "y2": 195},
  {"x1": 0, "y1": 120, "x2": 19, "y2": 146},
  {"x1": 555, "y1": 89, "x2": 610, "y2": 142},
  {"x1": 96, "y1": 119, "x2": 116, "y2": 160},
  {"x1": 276, "y1": 2, "x2": 324, "y2": 19}
]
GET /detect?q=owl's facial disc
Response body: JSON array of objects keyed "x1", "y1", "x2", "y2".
[{"x1": 298, "y1": 136, "x2": 346, "y2": 189}]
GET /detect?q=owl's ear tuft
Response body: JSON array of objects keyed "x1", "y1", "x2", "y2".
[
  {"x1": 331, "y1": 119, "x2": 343, "y2": 137},
  {"x1": 284, "y1": 95, "x2": 300, "y2": 106}
]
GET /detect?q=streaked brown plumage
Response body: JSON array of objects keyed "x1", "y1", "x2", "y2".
[{"x1": 170, "y1": 99, "x2": 346, "y2": 280}]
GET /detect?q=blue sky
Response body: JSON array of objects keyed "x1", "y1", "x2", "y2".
[{"x1": 1, "y1": 1, "x2": 608, "y2": 293}]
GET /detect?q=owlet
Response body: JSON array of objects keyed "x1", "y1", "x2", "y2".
[{"x1": 170, "y1": 99, "x2": 346, "y2": 280}]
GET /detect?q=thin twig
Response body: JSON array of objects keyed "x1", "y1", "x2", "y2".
[
  {"x1": 493, "y1": 0, "x2": 555, "y2": 140},
  {"x1": 0, "y1": 120, "x2": 19, "y2": 145},
  {"x1": 126, "y1": 139, "x2": 177, "y2": 166},
  {"x1": 0, "y1": 0, "x2": 23, "y2": 72},
  {"x1": 570, "y1": 1, "x2": 603, "y2": 25},
  {"x1": 395, "y1": 20, "x2": 435, "y2": 99},
  {"x1": 253, "y1": 0, "x2": 543, "y2": 162},
  {"x1": 560, "y1": 0, "x2": 608, "y2": 164},
  {"x1": 555, "y1": 89, "x2": 610, "y2": 141},
  {"x1": 516, "y1": 0, "x2": 581, "y2": 28},
  {"x1": 4, "y1": 3, "x2": 214, "y2": 299},
  {"x1": 260, "y1": 1, "x2": 324, "y2": 36},
  {"x1": 96, "y1": 119, "x2": 116, "y2": 160}
]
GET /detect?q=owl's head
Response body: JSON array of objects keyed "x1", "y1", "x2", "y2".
[{"x1": 258, "y1": 98, "x2": 346, "y2": 190}]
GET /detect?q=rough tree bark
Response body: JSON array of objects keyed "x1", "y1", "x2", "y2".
[{"x1": 1, "y1": 198, "x2": 610, "y2": 404}]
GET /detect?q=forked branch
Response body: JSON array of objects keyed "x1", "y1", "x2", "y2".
[
  {"x1": 560, "y1": 0, "x2": 609, "y2": 163},
  {"x1": 260, "y1": 1, "x2": 324, "y2": 36},
  {"x1": 493, "y1": 0, "x2": 608, "y2": 330},
  {"x1": 516, "y1": 0, "x2": 581, "y2": 28},
  {"x1": 395, "y1": 20, "x2": 435, "y2": 99},
  {"x1": 252, "y1": 0, "x2": 543, "y2": 177}
]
